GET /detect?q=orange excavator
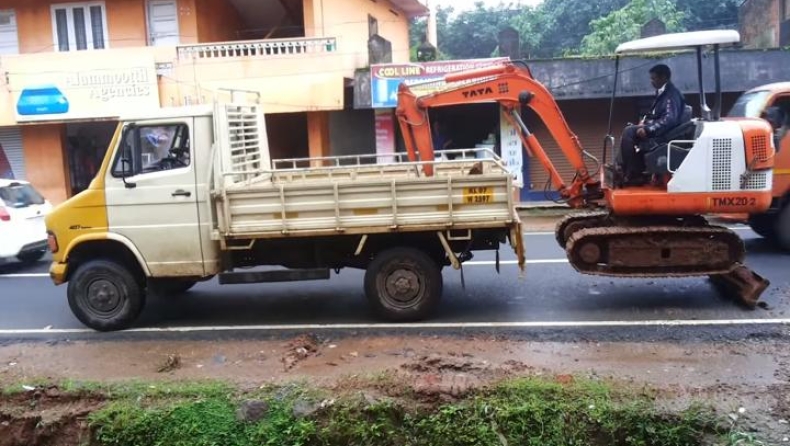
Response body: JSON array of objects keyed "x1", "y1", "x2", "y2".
[{"x1": 395, "y1": 30, "x2": 776, "y2": 307}]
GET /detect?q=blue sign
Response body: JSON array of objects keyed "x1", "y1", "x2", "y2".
[
  {"x1": 16, "y1": 84, "x2": 70, "y2": 116},
  {"x1": 371, "y1": 78, "x2": 405, "y2": 108}
]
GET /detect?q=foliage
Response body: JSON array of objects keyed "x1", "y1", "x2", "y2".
[
  {"x1": 407, "y1": 0, "x2": 740, "y2": 61},
  {"x1": 579, "y1": 0, "x2": 687, "y2": 56}
]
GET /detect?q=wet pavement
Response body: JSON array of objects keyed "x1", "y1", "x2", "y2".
[{"x1": 0, "y1": 225, "x2": 788, "y2": 339}]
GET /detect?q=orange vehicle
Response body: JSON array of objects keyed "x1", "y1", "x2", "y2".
[
  {"x1": 396, "y1": 30, "x2": 776, "y2": 306},
  {"x1": 725, "y1": 82, "x2": 790, "y2": 250}
]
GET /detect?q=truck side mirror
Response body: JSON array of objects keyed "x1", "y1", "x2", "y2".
[{"x1": 121, "y1": 158, "x2": 136, "y2": 189}]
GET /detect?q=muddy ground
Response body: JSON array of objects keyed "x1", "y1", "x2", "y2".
[{"x1": 1, "y1": 335, "x2": 789, "y2": 445}]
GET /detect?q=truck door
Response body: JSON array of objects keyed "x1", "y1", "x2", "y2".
[{"x1": 104, "y1": 119, "x2": 205, "y2": 277}]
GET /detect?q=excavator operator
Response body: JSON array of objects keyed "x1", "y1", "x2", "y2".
[{"x1": 617, "y1": 64, "x2": 688, "y2": 185}]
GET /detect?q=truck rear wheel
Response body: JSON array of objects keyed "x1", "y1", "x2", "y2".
[
  {"x1": 67, "y1": 259, "x2": 145, "y2": 332},
  {"x1": 364, "y1": 247, "x2": 443, "y2": 322}
]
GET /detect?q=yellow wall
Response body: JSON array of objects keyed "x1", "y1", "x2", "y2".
[
  {"x1": 21, "y1": 124, "x2": 70, "y2": 204},
  {"x1": 304, "y1": 0, "x2": 411, "y2": 65}
]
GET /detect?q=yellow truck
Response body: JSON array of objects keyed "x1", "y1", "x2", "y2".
[{"x1": 44, "y1": 97, "x2": 525, "y2": 331}]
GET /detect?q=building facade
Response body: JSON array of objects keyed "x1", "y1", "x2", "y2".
[
  {"x1": 739, "y1": 0, "x2": 790, "y2": 49},
  {"x1": 0, "y1": 0, "x2": 427, "y2": 203}
]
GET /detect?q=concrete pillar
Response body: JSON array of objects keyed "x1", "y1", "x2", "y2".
[
  {"x1": 307, "y1": 111, "x2": 331, "y2": 166},
  {"x1": 21, "y1": 124, "x2": 70, "y2": 205},
  {"x1": 426, "y1": 0, "x2": 438, "y2": 48}
]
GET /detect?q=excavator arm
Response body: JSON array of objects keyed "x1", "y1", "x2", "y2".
[{"x1": 395, "y1": 61, "x2": 601, "y2": 208}]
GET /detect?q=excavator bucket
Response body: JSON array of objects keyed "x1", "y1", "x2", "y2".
[{"x1": 708, "y1": 264, "x2": 770, "y2": 309}]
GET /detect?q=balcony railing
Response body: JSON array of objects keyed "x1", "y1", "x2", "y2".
[{"x1": 177, "y1": 37, "x2": 338, "y2": 60}]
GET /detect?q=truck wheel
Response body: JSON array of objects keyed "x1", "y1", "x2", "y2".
[
  {"x1": 364, "y1": 248, "x2": 443, "y2": 322},
  {"x1": 148, "y1": 279, "x2": 197, "y2": 297},
  {"x1": 67, "y1": 259, "x2": 145, "y2": 332},
  {"x1": 775, "y1": 204, "x2": 790, "y2": 251},
  {"x1": 748, "y1": 214, "x2": 777, "y2": 240}
]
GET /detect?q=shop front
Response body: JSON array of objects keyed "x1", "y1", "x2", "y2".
[{"x1": 368, "y1": 58, "x2": 527, "y2": 200}]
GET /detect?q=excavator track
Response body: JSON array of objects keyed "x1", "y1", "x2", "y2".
[
  {"x1": 563, "y1": 224, "x2": 770, "y2": 307},
  {"x1": 565, "y1": 225, "x2": 745, "y2": 277},
  {"x1": 554, "y1": 209, "x2": 610, "y2": 249}
]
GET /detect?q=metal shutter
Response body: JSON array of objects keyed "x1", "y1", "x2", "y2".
[
  {"x1": 526, "y1": 99, "x2": 634, "y2": 195},
  {"x1": 0, "y1": 127, "x2": 26, "y2": 180}
]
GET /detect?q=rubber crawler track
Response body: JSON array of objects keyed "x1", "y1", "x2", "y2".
[{"x1": 565, "y1": 225, "x2": 746, "y2": 278}]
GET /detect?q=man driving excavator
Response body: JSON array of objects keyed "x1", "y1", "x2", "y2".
[{"x1": 617, "y1": 64, "x2": 688, "y2": 185}]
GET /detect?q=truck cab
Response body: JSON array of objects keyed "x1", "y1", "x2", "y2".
[{"x1": 726, "y1": 83, "x2": 790, "y2": 249}]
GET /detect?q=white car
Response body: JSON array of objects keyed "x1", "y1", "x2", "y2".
[{"x1": 0, "y1": 179, "x2": 53, "y2": 265}]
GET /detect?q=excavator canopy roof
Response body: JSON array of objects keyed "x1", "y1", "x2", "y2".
[{"x1": 615, "y1": 30, "x2": 740, "y2": 55}]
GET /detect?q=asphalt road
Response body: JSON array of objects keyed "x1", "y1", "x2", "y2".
[{"x1": 1, "y1": 225, "x2": 788, "y2": 337}]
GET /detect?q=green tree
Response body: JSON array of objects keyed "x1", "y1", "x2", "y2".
[
  {"x1": 578, "y1": 0, "x2": 686, "y2": 56},
  {"x1": 530, "y1": 0, "x2": 629, "y2": 58}
]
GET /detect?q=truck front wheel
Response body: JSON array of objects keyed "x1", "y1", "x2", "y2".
[
  {"x1": 67, "y1": 259, "x2": 146, "y2": 332},
  {"x1": 364, "y1": 248, "x2": 443, "y2": 322}
]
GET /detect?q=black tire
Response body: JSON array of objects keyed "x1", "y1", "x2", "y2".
[
  {"x1": 148, "y1": 279, "x2": 197, "y2": 297},
  {"x1": 67, "y1": 259, "x2": 145, "y2": 332},
  {"x1": 364, "y1": 247, "x2": 443, "y2": 322},
  {"x1": 748, "y1": 213, "x2": 777, "y2": 240},
  {"x1": 775, "y1": 204, "x2": 790, "y2": 252},
  {"x1": 17, "y1": 250, "x2": 45, "y2": 264}
]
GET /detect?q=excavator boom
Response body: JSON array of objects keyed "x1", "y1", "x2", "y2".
[{"x1": 395, "y1": 62, "x2": 601, "y2": 208}]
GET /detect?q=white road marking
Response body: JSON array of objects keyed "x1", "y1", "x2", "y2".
[
  {"x1": 0, "y1": 273, "x2": 50, "y2": 278},
  {"x1": 0, "y1": 318, "x2": 788, "y2": 335}
]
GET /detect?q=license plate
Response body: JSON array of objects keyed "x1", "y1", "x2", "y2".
[{"x1": 463, "y1": 186, "x2": 494, "y2": 204}]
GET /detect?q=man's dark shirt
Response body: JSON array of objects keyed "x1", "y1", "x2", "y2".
[{"x1": 644, "y1": 81, "x2": 686, "y2": 138}]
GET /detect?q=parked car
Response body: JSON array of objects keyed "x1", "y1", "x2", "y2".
[{"x1": 0, "y1": 179, "x2": 53, "y2": 265}]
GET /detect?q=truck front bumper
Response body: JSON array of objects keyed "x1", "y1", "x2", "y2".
[{"x1": 49, "y1": 262, "x2": 68, "y2": 285}]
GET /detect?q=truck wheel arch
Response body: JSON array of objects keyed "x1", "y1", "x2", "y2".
[{"x1": 64, "y1": 234, "x2": 150, "y2": 283}]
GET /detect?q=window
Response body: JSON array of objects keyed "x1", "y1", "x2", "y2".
[
  {"x1": 51, "y1": 2, "x2": 109, "y2": 51},
  {"x1": 0, "y1": 183, "x2": 45, "y2": 208},
  {"x1": 368, "y1": 15, "x2": 378, "y2": 38},
  {"x1": 112, "y1": 123, "x2": 191, "y2": 177},
  {"x1": 0, "y1": 10, "x2": 19, "y2": 55}
]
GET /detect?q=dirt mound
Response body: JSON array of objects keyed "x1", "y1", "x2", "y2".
[
  {"x1": 281, "y1": 334, "x2": 321, "y2": 371},
  {"x1": 0, "y1": 386, "x2": 105, "y2": 446}
]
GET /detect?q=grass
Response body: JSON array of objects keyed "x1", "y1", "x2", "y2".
[
  {"x1": 69, "y1": 376, "x2": 732, "y2": 446},
  {"x1": 3, "y1": 374, "x2": 769, "y2": 445}
]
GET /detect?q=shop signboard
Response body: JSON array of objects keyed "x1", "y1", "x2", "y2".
[
  {"x1": 6, "y1": 49, "x2": 159, "y2": 123},
  {"x1": 499, "y1": 108, "x2": 524, "y2": 187},
  {"x1": 375, "y1": 110, "x2": 396, "y2": 163},
  {"x1": 370, "y1": 58, "x2": 509, "y2": 108}
]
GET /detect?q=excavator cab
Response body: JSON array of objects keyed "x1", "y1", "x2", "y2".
[{"x1": 603, "y1": 30, "x2": 776, "y2": 216}]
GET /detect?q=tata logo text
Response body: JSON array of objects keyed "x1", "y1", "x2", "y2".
[{"x1": 462, "y1": 86, "x2": 494, "y2": 98}]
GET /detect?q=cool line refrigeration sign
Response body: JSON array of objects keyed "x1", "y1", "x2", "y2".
[{"x1": 370, "y1": 58, "x2": 509, "y2": 108}]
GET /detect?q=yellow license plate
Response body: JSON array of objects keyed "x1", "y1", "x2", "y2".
[{"x1": 463, "y1": 186, "x2": 494, "y2": 204}]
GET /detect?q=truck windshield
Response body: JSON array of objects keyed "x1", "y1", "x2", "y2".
[
  {"x1": 0, "y1": 183, "x2": 46, "y2": 208},
  {"x1": 727, "y1": 90, "x2": 771, "y2": 118}
]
